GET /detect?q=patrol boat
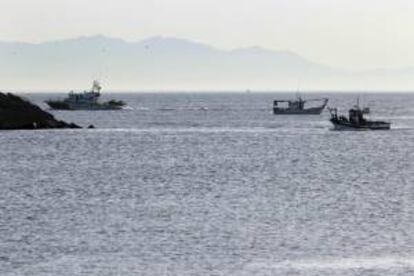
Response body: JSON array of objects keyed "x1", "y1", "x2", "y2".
[
  {"x1": 45, "y1": 81, "x2": 125, "y2": 110},
  {"x1": 273, "y1": 96, "x2": 328, "y2": 115},
  {"x1": 329, "y1": 105, "x2": 390, "y2": 130}
]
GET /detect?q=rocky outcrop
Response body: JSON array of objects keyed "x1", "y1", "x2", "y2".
[{"x1": 0, "y1": 92, "x2": 82, "y2": 129}]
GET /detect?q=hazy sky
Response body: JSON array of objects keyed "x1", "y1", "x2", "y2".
[{"x1": 1, "y1": 0, "x2": 414, "y2": 70}]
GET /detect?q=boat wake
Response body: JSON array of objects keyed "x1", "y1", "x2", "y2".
[
  {"x1": 234, "y1": 256, "x2": 414, "y2": 275},
  {"x1": 81, "y1": 126, "x2": 331, "y2": 135},
  {"x1": 157, "y1": 106, "x2": 209, "y2": 112}
]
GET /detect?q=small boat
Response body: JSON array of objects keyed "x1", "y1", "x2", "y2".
[
  {"x1": 329, "y1": 105, "x2": 390, "y2": 130},
  {"x1": 273, "y1": 96, "x2": 328, "y2": 115},
  {"x1": 45, "y1": 81, "x2": 126, "y2": 110}
]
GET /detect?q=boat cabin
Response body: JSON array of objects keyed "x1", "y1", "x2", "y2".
[{"x1": 273, "y1": 99, "x2": 305, "y2": 110}]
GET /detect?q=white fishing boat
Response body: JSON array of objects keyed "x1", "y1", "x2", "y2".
[{"x1": 45, "y1": 81, "x2": 125, "y2": 110}]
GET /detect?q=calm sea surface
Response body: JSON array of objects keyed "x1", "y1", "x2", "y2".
[{"x1": 1, "y1": 92, "x2": 414, "y2": 275}]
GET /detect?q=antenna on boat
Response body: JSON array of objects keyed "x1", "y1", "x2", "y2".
[
  {"x1": 92, "y1": 80, "x2": 102, "y2": 94},
  {"x1": 296, "y1": 77, "x2": 301, "y2": 98},
  {"x1": 355, "y1": 96, "x2": 360, "y2": 109}
]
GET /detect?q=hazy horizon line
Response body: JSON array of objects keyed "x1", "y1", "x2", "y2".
[{"x1": 8, "y1": 89, "x2": 414, "y2": 95}]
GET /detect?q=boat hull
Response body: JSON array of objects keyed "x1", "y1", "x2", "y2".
[
  {"x1": 45, "y1": 101, "x2": 72, "y2": 110},
  {"x1": 330, "y1": 119, "x2": 391, "y2": 131},
  {"x1": 273, "y1": 106, "x2": 326, "y2": 115},
  {"x1": 45, "y1": 101, "x2": 124, "y2": 110}
]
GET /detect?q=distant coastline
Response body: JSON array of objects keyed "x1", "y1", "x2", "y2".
[{"x1": 1, "y1": 35, "x2": 414, "y2": 91}]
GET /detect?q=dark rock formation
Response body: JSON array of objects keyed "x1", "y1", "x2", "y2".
[{"x1": 0, "y1": 92, "x2": 82, "y2": 129}]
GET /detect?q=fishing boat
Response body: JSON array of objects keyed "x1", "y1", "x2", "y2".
[
  {"x1": 273, "y1": 96, "x2": 328, "y2": 115},
  {"x1": 45, "y1": 81, "x2": 125, "y2": 110},
  {"x1": 329, "y1": 104, "x2": 390, "y2": 130}
]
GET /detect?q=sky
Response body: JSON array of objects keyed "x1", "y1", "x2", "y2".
[{"x1": 1, "y1": 0, "x2": 414, "y2": 71}]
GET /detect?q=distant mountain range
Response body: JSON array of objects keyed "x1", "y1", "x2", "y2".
[{"x1": 1, "y1": 35, "x2": 413, "y2": 91}]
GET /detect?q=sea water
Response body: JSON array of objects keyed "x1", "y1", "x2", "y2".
[{"x1": 1, "y1": 92, "x2": 414, "y2": 275}]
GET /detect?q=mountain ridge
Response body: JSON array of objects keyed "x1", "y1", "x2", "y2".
[{"x1": 0, "y1": 35, "x2": 413, "y2": 91}]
